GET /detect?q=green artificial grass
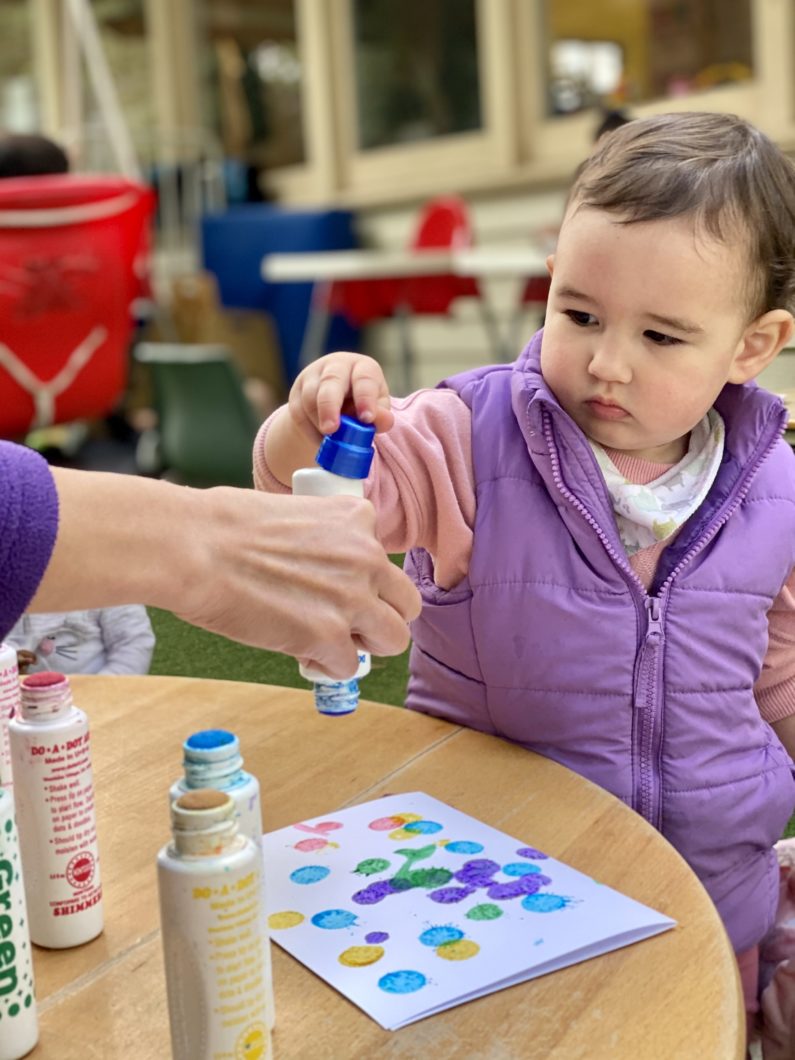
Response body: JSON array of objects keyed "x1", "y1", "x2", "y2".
[{"x1": 146, "y1": 556, "x2": 410, "y2": 706}]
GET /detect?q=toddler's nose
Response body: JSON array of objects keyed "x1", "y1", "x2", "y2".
[{"x1": 587, "y1": 341, "x2": 633, "y2": 384}]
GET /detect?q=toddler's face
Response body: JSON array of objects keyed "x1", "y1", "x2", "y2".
[{"x1": 541, "y1": 207, "x2": 754, "y2": 463}]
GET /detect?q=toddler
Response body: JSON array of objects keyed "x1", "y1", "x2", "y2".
[
  {"x1": 256, "y1": 112, "x2": 795, "y2": 1052},
  {"x1": 7, "y1": 605, "x2": 155, "y2": 676}
]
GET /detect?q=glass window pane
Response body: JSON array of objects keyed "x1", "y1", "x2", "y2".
[
  {"x1": 0, "y1": 0, "x2": 39, "y2": 131},
  {"x1": 353, "y1": 0, "x2": 482, "y2": 150},
  {"x1": 543, "y1": 0, "x2": 754, "y2": 116},
  {"x1": 200, "y1": 0, "x2": 305, "y2": 173}
]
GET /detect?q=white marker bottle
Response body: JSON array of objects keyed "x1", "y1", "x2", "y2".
[
  {"x1": 0, "y1": 788, "x2": 38, "y2": 1060},
  {"x1": 292, "y1": 414, "x2": 376, "y2": 715},
  {"x1": 158, "y1": 788, "x2": 274, "y2": 1059},
  {"x1": 169, "y1": 729, "x2": 263, "y2": 843},
  {"x1": 168, "y1": 728, "x2": 275, "y2": 1026},
  {"x1": 0, "y1": 643, "x2": 20, "y2": 791},
  {"x1": 8, "y1": 672, "x2": 103, "y2": 948}
]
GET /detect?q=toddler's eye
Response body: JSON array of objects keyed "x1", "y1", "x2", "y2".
[
  {"x1": 564, "y1": 310, "x2": 596, "y2": 327},
  {"x1": 644, "y1": 329, "x2": 681, "y2": 346}
]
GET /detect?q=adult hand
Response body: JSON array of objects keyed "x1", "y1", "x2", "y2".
[{"x1": 173, "y1": 488, "x2": 420, "y2": 678}]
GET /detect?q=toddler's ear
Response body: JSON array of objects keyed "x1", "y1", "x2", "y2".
[{"x1": 728, "y1": 310, "x2": 795, "y2": 384}]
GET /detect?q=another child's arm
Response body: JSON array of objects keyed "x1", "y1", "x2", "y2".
[
  {"x1": 772, "y1": 716, "x2": 795, "y2": 761},
  {"x1": 757, "y1": 574, "x2": 795, "y2": 759},
  {"x1": 96, "y1": 605, "x2": 156, "y2": 676},
  {"x1": 264, "y1": 353, "x2": 394, "y2": 487}
]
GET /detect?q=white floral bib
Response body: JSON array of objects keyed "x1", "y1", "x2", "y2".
[{"x1": 589, "y1": 409, "x2": 725, "y2": 556}]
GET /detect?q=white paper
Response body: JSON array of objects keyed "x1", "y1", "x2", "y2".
[{"x1": 262, "y1": 792, "x2": 675, "y2": 1030}]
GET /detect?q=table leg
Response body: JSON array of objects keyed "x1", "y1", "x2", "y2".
[
  {"x1": 395, "y1": 304, "x2": 414, "y2": 395},
  {"x1": 297, "y1": 280, "x2": 332, "y2": 371}
]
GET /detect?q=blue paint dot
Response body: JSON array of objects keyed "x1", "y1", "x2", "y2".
[
  {"x1": 502, "y1": 862, "x2": 542, "y2": 877},
  {"x1": 419, "y1": 925, "x2": 465, "y2": 947},
  {"x1": 445, "y1": 840, "x2": 484, "y2": 855},
  {"x1": 521, "y1": 893, "x2": 568, "y2": 913},
  {"x1": 290, "y1": 865, "x2": 331, "y2": 885},
  {"x1": 378, "y1": 969, "x2": 428, "y2": 994},
  {"x1": 311, "y1": 909, "x2": 358, "y2": 929},
  {"x1": 402, "y1": 820, "x2": 443, "y2": 835},
  {"x1": 366, "y1": 931, "x2": 389, "y2": 944}
]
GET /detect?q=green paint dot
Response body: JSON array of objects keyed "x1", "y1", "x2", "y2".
[
  {"x1": 4, "y1": 819, "x2": 11, "y2": 832},
  {"x1": 466, "y1": 903, "x2": 503, "y2": 921},
  {"x1": 24, "y1": 994, "x2": 32, "y2": 1008},
  {"x1": 354, "y1": 857, "x2": 391, "y2": 876},
  {"x1": 8, "y1": 1003, "x2": 19, "y2": 1017}
]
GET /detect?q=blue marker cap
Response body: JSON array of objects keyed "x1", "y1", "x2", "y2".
[
  {"x1": 185, "y1": 729, "x2": 236, "y2": 751},
  {"x1": 316, "y1": 414, "x2": 375, "y2": 479}
]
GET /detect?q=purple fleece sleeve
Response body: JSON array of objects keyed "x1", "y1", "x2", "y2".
[{"x1": 0, "y1": 441, "x2": 59, "y2": 640}]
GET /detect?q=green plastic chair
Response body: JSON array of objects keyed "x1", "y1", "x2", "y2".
[{"x1": 134, "y1": 343, "x2": 260, "y2": 488}]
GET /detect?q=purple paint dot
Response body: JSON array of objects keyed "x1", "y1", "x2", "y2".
[
  {"x1": 487, "y1": 878, "x2": 540, "y2": 900},
  {"x1": 352, "y1": 880, "x2": 400, "y2": 905},
  {"x1": 454, "y1": 859, "x2": 500, "y2": 885},
  {"x1": 516, "y1": 847, "x2": 548, "y2": 860},
  {"x1": 428, "y1": 885, "x2": 476, "y2": 904},
  {"x1": 365, "y1": 931, "x2": 389, "y2": 944}
]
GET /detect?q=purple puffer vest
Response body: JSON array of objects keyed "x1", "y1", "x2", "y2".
[{"x1": 405, "y1": 330, "x2": 795, "y2": 954}]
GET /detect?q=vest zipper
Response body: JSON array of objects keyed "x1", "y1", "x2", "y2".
[
  {"x1": 542, "y1": 413, "x2": 660, "y2": 824},
  {"x1": 634, "y1": 597, "x2": 664, "y2": 826}
]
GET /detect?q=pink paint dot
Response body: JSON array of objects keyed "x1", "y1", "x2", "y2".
[
  {"x1": 295, "y1": 838, "x2": 327, "y2": 852},
  {"x1": 314, "y1": 821, "x2": 343, "y2": 833},
  {"x1": 369, "y1": 816, "x2": 405, "y2": 831}
]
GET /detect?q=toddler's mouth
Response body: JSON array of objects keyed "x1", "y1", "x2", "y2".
[{"x1": 586, "y1": 398, "x2": 629, "y2": 421}]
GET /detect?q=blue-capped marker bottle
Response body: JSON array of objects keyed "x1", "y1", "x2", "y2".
[
  {"x1": 169, "y1": 730, "x2": 263, "y2": 845},
  {"x1": 292, "y1": 414, "x2": 375, "y2": 715}
]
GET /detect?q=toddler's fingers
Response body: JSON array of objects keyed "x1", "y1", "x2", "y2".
[
  {"x1": 351, "y1": 357, "x2": 394, "y2": 432},
  {"x1": 315, "y1": 363, "x2": 353, "y2": 435}
]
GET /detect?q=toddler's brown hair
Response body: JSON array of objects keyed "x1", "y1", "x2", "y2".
[{"x1": 569, "y1": 112, "x2": 795, "y2": 318}]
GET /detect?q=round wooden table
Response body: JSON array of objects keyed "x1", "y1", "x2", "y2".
[{"x1": 28, "y1": 675, "x2": 743, "y2": 1059}]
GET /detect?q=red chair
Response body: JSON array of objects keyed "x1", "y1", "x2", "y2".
[
  {"x1": 327, "y1": 196, "x2": 501, "y2": 391},
  {"x1": 511, "y1": 274, "x2": 551, "y2": 350},
  {"x1": 0, "y1": 174, "x2": 155, "y2": 438}
]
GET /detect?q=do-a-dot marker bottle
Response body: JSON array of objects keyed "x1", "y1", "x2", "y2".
[
  {"x1": 8, "y1": 672, "x2": 103, "y2": 949},
  {"x1": 157, "y1": 788, "x2": 273, "y2": 1060},
  {"x1": 169, "y1": 729, "x2": 263, "y2": 844},
  {"x1": 0, "y1": 787, "x2": 38, "y2": 1060},
  {"x1": 0, "y1": 642, "x2": 20, "y2": 792},
  {"x1": 292, "y1": 414, "x2": 375, "y2": 716}
]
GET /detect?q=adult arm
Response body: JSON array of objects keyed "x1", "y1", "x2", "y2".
[{"x1": 28, "y1": 466, "x2": 419, "y2": 679}]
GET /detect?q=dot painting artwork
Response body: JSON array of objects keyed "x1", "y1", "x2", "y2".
[{"x1": 261, "y1": 792, "x2": 676, "y2": 1031}]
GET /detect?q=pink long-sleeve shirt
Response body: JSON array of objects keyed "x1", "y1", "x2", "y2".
[{"x1": 254, "y1": 388, "x2": 795, "y2": 724}]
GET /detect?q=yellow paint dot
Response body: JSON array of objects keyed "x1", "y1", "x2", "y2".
[
  {"x1": 268, "y1": 910, "x2": 304, "y2": 930},
  {"x1": 436, "y1": 939, "x2": 480, "y2": 961},
  {"x1": 236, "y1": 1022, "x2": 269, "y2": 1059},
  {"x1": 338, "y1": 945, "x2": 385, "y2": 967},
  {"x1": 388, "y1": 827, "x2": 415, "y2": 840},
  {"x1": 394, "y1": 813, "x2": 423, "y2": 823}
]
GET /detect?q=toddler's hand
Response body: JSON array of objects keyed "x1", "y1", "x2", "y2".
[{"x1": 288, "y1": 352, "x2": 394, "y2": 442}]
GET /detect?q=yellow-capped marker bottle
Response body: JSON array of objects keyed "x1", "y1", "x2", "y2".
[
  {"x1": 157, "y1": 788, "x2": 273, "y2": 1059},
  {"x1": 292, "y1": 414, "x2": 375, "y2": 715}
]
